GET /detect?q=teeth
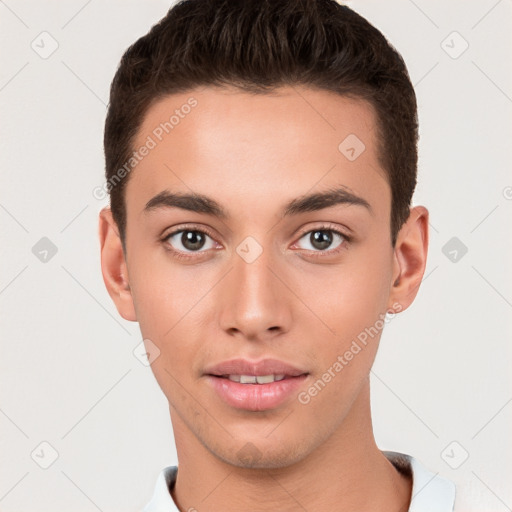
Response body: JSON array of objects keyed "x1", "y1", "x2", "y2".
[
  {"x1": 226, "y1": 374, "x2": 287, "y2": 384},
  {"x1": 256, "y1": 375, "x2": 274, "y2": 384}
]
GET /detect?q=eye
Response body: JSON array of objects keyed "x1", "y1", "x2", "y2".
[
  {"x1": 163, "y1": 228, "x2": 217, "y2": 254},
  {"x1": 294, "y1": 226, "x2": 348, "y2": 254}
]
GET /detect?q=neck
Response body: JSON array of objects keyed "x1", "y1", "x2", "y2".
[{"x1": 169, "y1": 380, "x2": 412, "y2": 512}]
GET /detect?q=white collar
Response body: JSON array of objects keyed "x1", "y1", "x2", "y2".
[
  {"x1": 143, "y1": 451, "x2": 456, "y2": 511},
  {"x1": 383, "y1": 451, "x2": 456, "y2": 511}
]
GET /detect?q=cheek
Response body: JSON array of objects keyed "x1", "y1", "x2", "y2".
[
  {"x1": 126, "y1": 250, "x2": 211, "y2": 378},
  {"x1": 292, "y1": 242, "x2": 394, "y2": 404},
  {"x1": 295, "y1": 245, "x2": 393, "y2": 346},
  {"x1": 129, "y1": 247, "x2": 210, "y2": 335}
]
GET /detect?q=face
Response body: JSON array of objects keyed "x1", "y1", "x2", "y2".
[{"x1": 100, "y1": 85, "x2": 426, "y2": 469}]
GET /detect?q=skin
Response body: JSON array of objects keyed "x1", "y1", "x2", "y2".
[{"x1": 99, "y1": 85, "x2": 428, "y2": 511}]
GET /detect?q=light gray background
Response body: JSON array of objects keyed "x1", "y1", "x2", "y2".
[{"x1": 1, "y1": 1, "x2": 511, "y2": 510}]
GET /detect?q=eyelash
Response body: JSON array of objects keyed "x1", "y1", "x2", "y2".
[
  {"x1": 292, "y1": 224, "x2": 351, "y2": 259},
  {"x1": 160, "y1": 224, "x2": 219, "y2": 262},
  {"x1": 160, "y1": 223, "x2": 351, "y2": 261}
]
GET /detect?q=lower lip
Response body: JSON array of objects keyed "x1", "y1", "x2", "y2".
[{"x1": 205, "y1": 375, "x2": 308, "y2": 411}]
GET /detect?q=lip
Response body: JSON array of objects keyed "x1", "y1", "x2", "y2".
[
  {"x1": 203, "y1": 358, "x2": 309, "y2": 411},
  {"x1": 203, "y1": 358, "x2": 308, "y2": 377}
]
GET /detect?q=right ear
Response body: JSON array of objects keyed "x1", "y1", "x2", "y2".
[{"x1": 98, "y1": 207, "x2": 137, "y2": 322}]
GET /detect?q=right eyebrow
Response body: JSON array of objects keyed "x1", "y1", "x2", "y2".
[{"x1": 143, "y1": 190, "x2": 229, "y2": 219}]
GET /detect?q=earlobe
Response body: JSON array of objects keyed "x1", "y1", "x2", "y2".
[
  {"x1": 98, "y1": 207, "x2": 137, "y2": 322},
  {"x1": 388, "y1": 206, "x2": 429, "y2": 312}
]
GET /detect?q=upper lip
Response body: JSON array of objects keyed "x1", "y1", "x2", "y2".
[{"x1": 204, "y1": 358, "x2": 308, "y2": 377}]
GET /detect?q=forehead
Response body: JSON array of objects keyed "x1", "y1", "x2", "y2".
[
  {"x1": 126, "y1": 85, "x2": 388, "y2": 219},
  {"x1": 134, "y1": 85, "x2": 379, "y2": 151}
]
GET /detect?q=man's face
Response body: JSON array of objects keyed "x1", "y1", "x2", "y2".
[{"x1": 119, "y1": 85, "x2": 399, "y2": 467}]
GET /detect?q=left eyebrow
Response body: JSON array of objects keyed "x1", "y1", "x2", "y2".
[
  {"x1": 282, "y1": 186, "x2": 372, "y2": 217},
  {"x1": 142, "y1": 185, "x2": 372, "y2": 218}
]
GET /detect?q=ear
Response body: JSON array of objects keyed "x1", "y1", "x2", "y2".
[
  {"x1": 387, "y1": 206, "x2": 429, "y2": 312},
  {"x1": 98, "y1": 207, "x2": 137, "y2": 322}
]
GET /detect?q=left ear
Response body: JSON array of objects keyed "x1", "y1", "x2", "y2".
[
  {"x1": 98, "y1": 206, "x2": 137, "y2": 322},
  {"x1": 387, "y1": 205, "x2": 429, "y2": 312}
]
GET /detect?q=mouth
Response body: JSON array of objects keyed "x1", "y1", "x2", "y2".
[
  {"x1": 203, "y1": 357, "x2": 308, "y2": 379},
  {"x1": 209, "y1": 373, "x2": 306, "y2": 383},
  {"x1": 205, "y1": 373, "x2": 309, "y2": 411},
  {"x1": 203, "y1": 359, "x2": 309, "y2": 411}
]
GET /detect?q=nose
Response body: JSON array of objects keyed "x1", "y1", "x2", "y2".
[{"x1": 218, "y1": 242, "x2": 292, "y2": 342}]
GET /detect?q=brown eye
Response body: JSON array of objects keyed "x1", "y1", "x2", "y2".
[
  {"x1": 164, "y1": 229, "x2": 215, "y2": 253},
  {"x1": 296, "y1": 228, "x2": 346, "y2": 252}
]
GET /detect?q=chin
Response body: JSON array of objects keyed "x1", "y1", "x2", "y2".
[{"x1": 211, "y1": 436, "x2": 313, "y2": 470}]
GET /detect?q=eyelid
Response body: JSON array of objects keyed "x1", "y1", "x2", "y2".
[
  {"x1": 161, "y1": 223, "x2": 218, "y2": 240},
  {"x1": 161, "y1": 222, "x2": 351, "y2": 260},
  {"x1": 160, "y1": 224, "x2": 221, "y2": 257},
  {"x1": 295, "y1": 222, "x2": 351, "y2": 240},
  {"x1": 291, "y1": 223, "x2": 351, "y2": 256}
]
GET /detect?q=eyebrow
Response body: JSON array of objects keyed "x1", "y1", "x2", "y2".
[{"x1": 143, "y1": 186, "x2": 372, "y2": 218}]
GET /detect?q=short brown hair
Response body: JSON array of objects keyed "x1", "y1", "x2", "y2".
[{"x1": 104, "y1": 0, "x2": 418, "y2": 251}]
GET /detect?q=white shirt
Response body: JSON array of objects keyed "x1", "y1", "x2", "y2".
[{"x1": 143, "y1": 450, "x2": 456, "y2": 511}]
